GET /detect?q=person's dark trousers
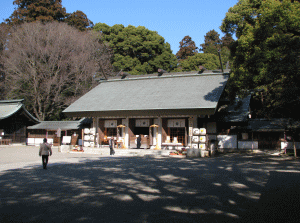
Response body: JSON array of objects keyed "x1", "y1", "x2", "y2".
[
  {"x1": 110, "y1": 148, "x2": 115, "y2": 155},
  {"x1": 42, "y1": 155, "x2": 49, "y2": 169}
]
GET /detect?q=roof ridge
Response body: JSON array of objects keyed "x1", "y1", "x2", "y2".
[
  {"x1": 0, "y1": 99, "x2": 24, "y2": 104},
  {"x1": 101, "y1": 72, "x2": 229, "y2": 83}
]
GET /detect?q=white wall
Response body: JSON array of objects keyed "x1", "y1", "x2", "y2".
[
  {"x1": 217, "y1": 135, "x2": 237, "y2": 149},
  {"x1": 281, "y1": 142, "x2": 300, "y2": 150}
]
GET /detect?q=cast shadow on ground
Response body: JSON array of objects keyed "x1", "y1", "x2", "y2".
[{"x1": 0, "y1": 154, "x2": 300, "y2": 223}]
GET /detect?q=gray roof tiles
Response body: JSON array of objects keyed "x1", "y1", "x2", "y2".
[{"x1": 64, "y1": 73, "x2": 229, "y2": 115}]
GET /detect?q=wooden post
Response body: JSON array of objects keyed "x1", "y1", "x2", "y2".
[
  {"x1": 294, "y1": 139, "x2": 297, "y2": 158},
  {"x1": 82, "y1": 129, "x2": 84, "y2": 148}
]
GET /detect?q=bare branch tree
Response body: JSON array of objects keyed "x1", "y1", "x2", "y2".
[
  {"x1": 1, "y1": 21, "x2": 112, "y2": 120},
  {"x1": 0, "y1": 23, "x2": 10, "y2": 100}
]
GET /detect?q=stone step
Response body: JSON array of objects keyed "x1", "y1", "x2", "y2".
[{"x1": 67, "y1": 147, "x2": 173, "y2": 157}]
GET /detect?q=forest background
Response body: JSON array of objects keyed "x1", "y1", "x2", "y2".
[{"x1": 0, "y1": 0, "x2": 299, "y2": 122}]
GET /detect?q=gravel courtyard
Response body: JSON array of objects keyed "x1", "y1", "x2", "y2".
[{"x1": 1, "y1": 145, "x2": 300, "y2": 223}]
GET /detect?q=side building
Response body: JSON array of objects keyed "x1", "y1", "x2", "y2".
[
  {"x1": 27, "y1": 118, "x2": 92, "y2": 146},
  {"x1": 0, "y1": 99, "x2": 39, "y2": 145}
]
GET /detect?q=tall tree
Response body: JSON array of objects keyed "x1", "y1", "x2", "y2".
[
  {"x1": 200, "y1": 29, "x2": 221, "y2": 55},
  {"x1": 5, "y1": 0, "x2": 93, "y2": 31},
  {"x1": 176, "y1": 35, "x2": 198, "y2": 61},
  {"x1": 6, "y1": 0, "x2": 67, "y2": 25},
  {"x1": 221, "y1": 0, "x2": 300, "y2": 118},
  {"x1": 93, "y1": 23, "x2": 177, "y2": 75},
  {"x1": 0, "y1": 23, "x2": 10, "y2": 99},
  {"x1": 1, "y1": 21, "x2": 112, "y2": 120},
  {"x1": 221, "y1": 33, "x2": 234, "y2": 49},
  {"x1": 65, "y1": 10, "x2": 94, "y2": 31}
]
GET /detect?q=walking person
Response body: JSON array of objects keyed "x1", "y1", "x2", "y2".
[
  {"x1": 137, "y1": 135, "x2": 141, "y2": 149},
  {"x1": 39, "y1": 138, "x2": 52, "y2": 169},
  {"x1": 109, "y1": 138, "x2": 115, "y2": 155}
]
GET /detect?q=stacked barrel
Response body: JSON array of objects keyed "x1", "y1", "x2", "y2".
[
  {"x1": 83, "y1": 128, "x2": 96, "y2": 147},
  {"x1": 191, "y1": 128, "x2": 207, "y2": 150}
]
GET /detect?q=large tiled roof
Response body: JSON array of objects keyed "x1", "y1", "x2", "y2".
[
  {"x1": 247, "y1": 119, "x2": 300, "y2": 132},
  {"x1": 64, "y1": 72, "x2": 229, "y2": 116}
]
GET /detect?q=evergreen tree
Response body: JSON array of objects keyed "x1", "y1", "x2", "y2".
[
  {"x1": 5, "y1": 0, "x2": 93, "y2": 31},
  {"x1": 176, "y1": 35, "x2": 198, "y2": 61},
  {"x1": 175, "y1": 53, "x2": 220, "y2": 72},
  {"x1": 93, "y1": 23, "x2": 177, "y2": 75},
  {"x1": 65, "y1": 10, "x2": 93, "y2": 31},
  {"x1": 200, "y1": 29, "x2": 221, "y2": 54},
  {"x1": 6, "y1": 0, "x2": 67, "y2": 25},
  {"x1": 221, "y1": 0, "x2": 300, "y2": 118}
]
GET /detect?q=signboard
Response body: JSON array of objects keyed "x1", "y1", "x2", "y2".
[
  {"x1": 62, "y1": 136, "x2": 71, "y2": 144},
  {"x1": 57, "y1": 128, "x2": 61, "y2": 138}
]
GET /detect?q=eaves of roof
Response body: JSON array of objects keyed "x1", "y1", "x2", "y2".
[
  {"x1": 0, "y1": 103, "x2": 23, "y2": 120},
  {"x1": 27, "y1": 118, "x2": 91, "y2": 130},
  {"x1": 0, "y1": 100, "x2": 39, "y2": 123}
]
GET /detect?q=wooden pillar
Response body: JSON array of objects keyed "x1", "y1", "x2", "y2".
[
  {"x1": 161, "y1": 118, "x2": 168, "y2": 144},
  {"x1": 93, "y1": 117, "x2": 99, "y2": 147},
  {"x1": 81, "y1": 129, "x2": 84, "y2": 147},
  {"x1": 157, "y1": 117, "x2": 162, "y2": 149},
  {"x1": 98, "y1": 119, "x2": 105, "y2": 146},
  {"x1": 128, "y1": 118, "x2": 135, "y2": 148},
  {"x1": 123, "y1": 118, "x2": 129, "y2": 148},
  {"x1": 188, "y1": 116, "x2": 196, "y2": 146}
]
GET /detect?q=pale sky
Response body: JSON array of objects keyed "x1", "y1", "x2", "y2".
[{"x1": 0, "y1": 0, "x2": 238, "y2": 54}]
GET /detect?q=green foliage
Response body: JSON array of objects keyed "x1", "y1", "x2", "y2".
[
  {"x1": 200, "y1": 29, "x2": 233, "y2": 68},
  {"x1": 221, "y1": 0, "x2": 300, "y2": 118},
  {"x1": 174, "y1": 53, "x2": 220, "y2": 72},
  {"x1": 93, "y1": 23, "x2": 177, "y2": 74},
  {"x1": 200, "y1": 29, "x2": 221, "y2": 54}
]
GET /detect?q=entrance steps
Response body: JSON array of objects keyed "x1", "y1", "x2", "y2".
[{"x1": 69, "y1": 147, "x2": 171, "y2": 157}]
